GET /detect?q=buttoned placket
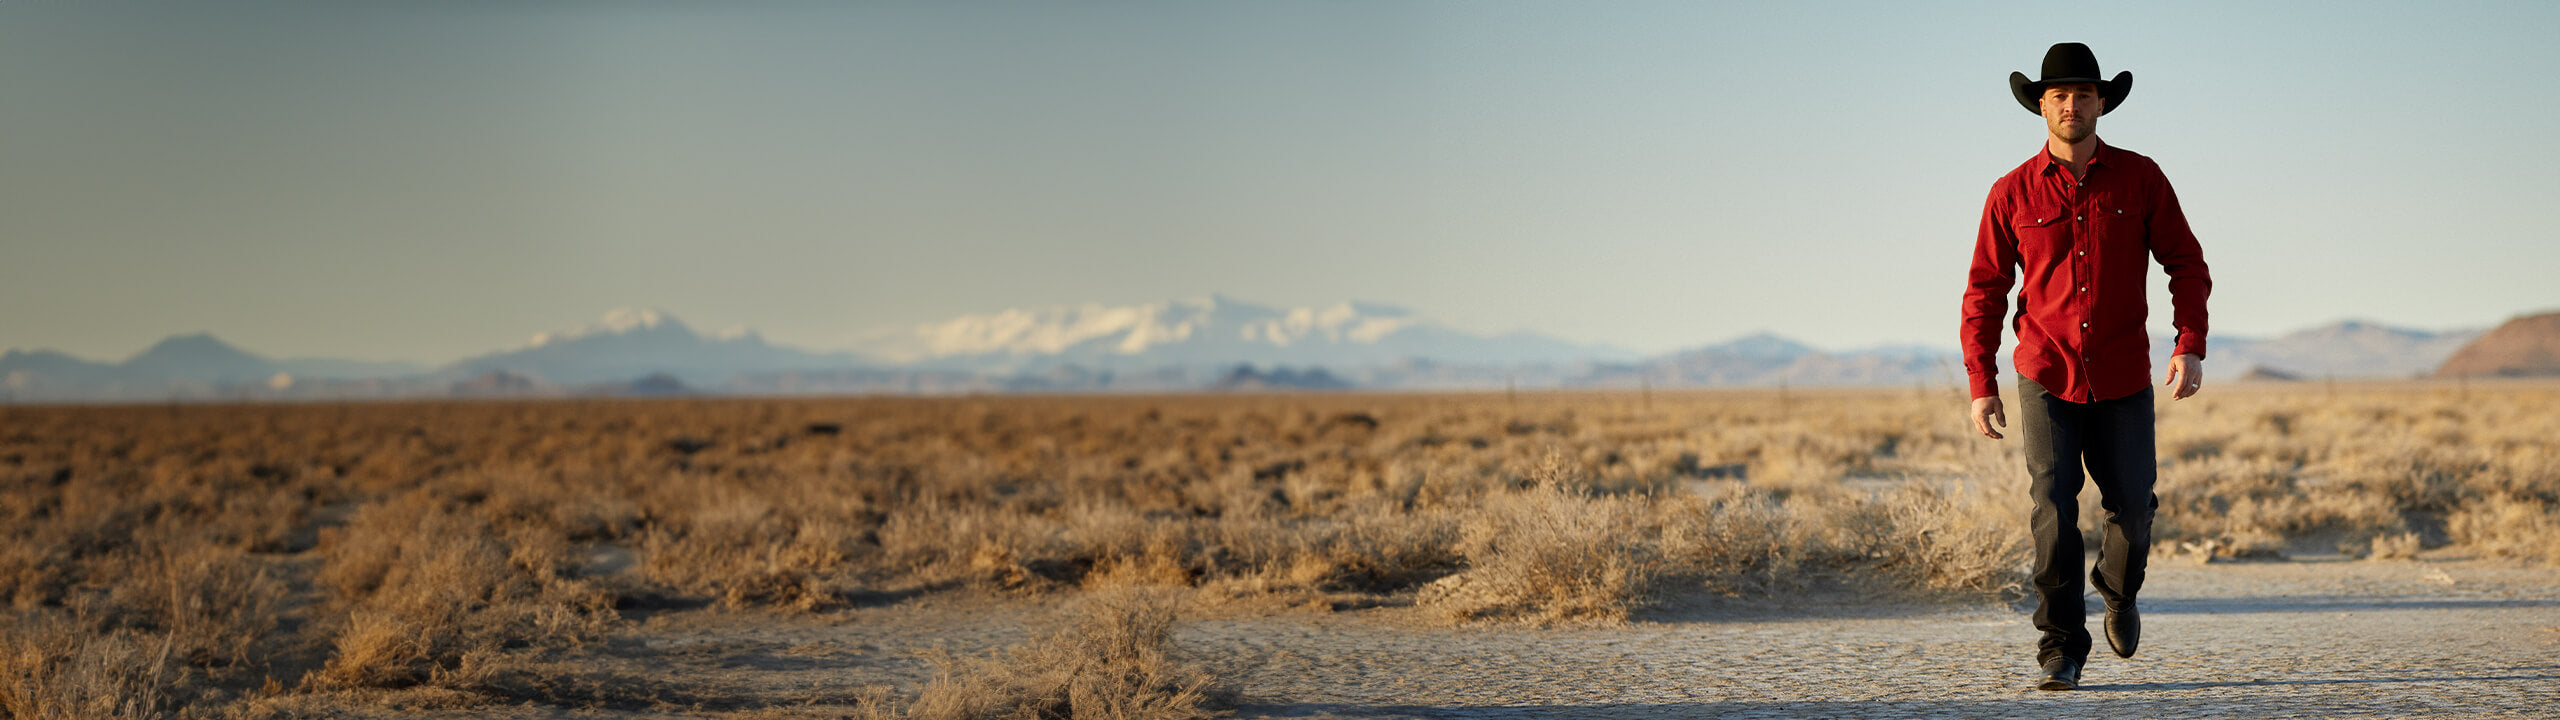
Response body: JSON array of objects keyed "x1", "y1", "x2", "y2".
[{"x1": 2068, "y1": 167, "x2": 2093, "y2": 399}]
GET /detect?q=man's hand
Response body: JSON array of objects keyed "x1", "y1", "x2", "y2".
[
  {"x1": 1970, "y1": 395, "x2": 2006, "y2": 440},
  {"x1": 2164, "y1": 353, "x2": 2203, "y2": 400}
]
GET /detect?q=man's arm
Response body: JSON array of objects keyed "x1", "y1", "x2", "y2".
[
  {"x1": 1962, "y1": 186, "x2": 2020, "y2": 438},
  {"x1": 2148, "y1": 167, "x2": 2211, "y2": 399}
]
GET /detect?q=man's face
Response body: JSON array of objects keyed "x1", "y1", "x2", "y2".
[{"x1": 2040, "y1": 83, "x2": 2105, "y2": 144}]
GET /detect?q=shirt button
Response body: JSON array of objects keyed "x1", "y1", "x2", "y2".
[
  {"x1": 2081, "y1": 322, "x2": 2089, "y2": 328},
  {"x1": 2077, "y1": 250, "x2": 2085, "y2": 256},
  {"x1": 2079, "y1": 287, "x2": 2087, "y2": 292},
  {"x1": 2076, "y1": 214, "x2": 2084, "y2": 221}
]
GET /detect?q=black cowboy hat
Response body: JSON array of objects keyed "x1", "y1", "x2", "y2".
[{"x1": 2008, "y1": 42, "x2": 2131, "y2": 116}]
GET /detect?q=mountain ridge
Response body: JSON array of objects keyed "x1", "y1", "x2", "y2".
[
  {"x1": 853, "y1": 295, "x2": 1633, "y2": 372},
  {"x1": 2432, "y1": 311, "x2": 2560, "y2": 378},
  {"x1": 0, "y1": 302, "x2": 2505, "y2": 402}
]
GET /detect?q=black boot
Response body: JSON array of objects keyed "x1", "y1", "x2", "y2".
[
  {"x1": 2038, "y1": 657, "x2": 2082, "y2": 691},
  {"x1": 2105, "y1": 601, "x2": 2140, "y2": 658}
]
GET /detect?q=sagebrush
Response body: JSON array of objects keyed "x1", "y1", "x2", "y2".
[{"x1": 3, "y1": 381, "x2": 2553, "y2": 714}]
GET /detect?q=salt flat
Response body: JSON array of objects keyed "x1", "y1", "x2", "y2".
[
  {"x1": 1195, "y1": 558, "x2": 2560, "y2": 719},
  {"x1": 321, "y1": 557, "x2": 2555, "y2": 719}
]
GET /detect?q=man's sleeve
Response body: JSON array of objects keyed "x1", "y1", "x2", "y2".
[
  {"x1": 2148, "y1": 169, "x2": 2211, "y2": 360},
  {"x1": 1960, "y1": 185, "x2": 2019, "y2": 400}
]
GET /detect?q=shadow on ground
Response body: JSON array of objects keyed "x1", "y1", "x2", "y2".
[
  {"x1": 1240, "y1": 669, "x2": 2560, "y2": 719},
  {"x1": 1634, "y1": 574, "x2": 2010, "y2": 625},
  {"x1": 2142, "y1": 596, "x2": 2560, "y2": 615},
  {"x1": 2081, "y1": 669, "x2": 2560, "y2": 692}
]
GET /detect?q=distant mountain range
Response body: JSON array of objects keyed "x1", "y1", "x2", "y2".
[
  {"x1": 0, "y1": 334, "x2": 431, "y2": 402},
  {"x1": 0, "y1": 297, "x2": 2525, "y2": 403},
  {"x1": 444, "y1": 308, "x2": 855, "y2": 387},
  {"x1": 848, "y1": 295, "x2": 1631, "y2": 371},
  {"x1": 2208, "y1": 320, "x2": 2485, "y2": 380},
  {"x1": 1579, "y1": 334, "x2": 1962, "y2": 389}
]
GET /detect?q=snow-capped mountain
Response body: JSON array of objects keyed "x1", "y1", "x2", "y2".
[
  {"x1": 438, "y1": 308, "x2": 855, "y2": 387},
  {"x1": 851, "y1": 295, "x2": 1633, "y2": 372}
]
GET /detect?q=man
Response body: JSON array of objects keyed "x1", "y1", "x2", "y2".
[{"x1": 1960, "y1": 42, "x2": 2212, "y2": 692}]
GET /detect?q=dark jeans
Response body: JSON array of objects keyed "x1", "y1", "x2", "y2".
[{"x1": 2018, "y1": 375, "x2": 2157, "y2": 666}]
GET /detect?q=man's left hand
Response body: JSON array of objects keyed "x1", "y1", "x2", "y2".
[{"x1": 2163, "y1": 354, "x2": 2202, "y2": 400}]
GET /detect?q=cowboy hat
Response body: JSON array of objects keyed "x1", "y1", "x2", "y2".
[{"x1": 2008, "y1": 42, "x2": 2131, "y2": 116}]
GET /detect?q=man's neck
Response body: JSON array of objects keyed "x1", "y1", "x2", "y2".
[{"x1": 2047, "y1": 134, "x2": 2098, "y2": 179}]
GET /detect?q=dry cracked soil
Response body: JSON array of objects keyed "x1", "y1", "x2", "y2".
[{"x1": 368, "y1": 556, "x2": 2560, "y2": 719}]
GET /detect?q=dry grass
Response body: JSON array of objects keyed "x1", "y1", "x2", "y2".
[
  {"x1": 0, "y1": 618, "x2": 178, "y2": 720},
  {"x1": 2150, "y1": 382, "x2": 2560, "y2": 561},
  {"x1": 856, "y1": 588, "x2": 1218, "y2": 720},
  {"x1": 2450, "y1": 495, "x2": 2560, "y2": 564},
  {"x1": 1421, "y1": 469, "x2": 1667, "y2": 623},
  {"x1": 1, "y1": 380, "x2": 2554, "y2": 714}
]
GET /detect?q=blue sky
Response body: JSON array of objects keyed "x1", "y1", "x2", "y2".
[{"x1": 5, "y1": 1, "x2": 2557, "y2": 364}]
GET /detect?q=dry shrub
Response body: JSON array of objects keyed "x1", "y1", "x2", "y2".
[
  {"x1": 311, "y1": 493, "x2": 529, "y2": 689},
  {"x1": 1277, "y1": 505, "x2": 1461, "y2": 594},
  {"x1": 2147, "y1": 384, "x2": 2560, "y2": 560},
  {"x1": 0, "y1": 540, "x2": 57, "y2": 612},
  {"x1": 2152, "y1": 456, "x2": 2306, "y2": 558},
  {"x1": 0, "y1": 618, "x2": 178, "y2": 720},
  {"x1": 1421, "y1": 475, "x2": 1665, "y2": 625},
  {"x1": 135, "y1": 545, "x2": 285, "y2": 669},
  {"x1": 1748, "y1": 436, "x2": 1851, "y2": 490},
  {"x1": 321, "y1": 494, "x2": 525, "y2": 607},
  {"x1": 209, "y1": 488, "x2": 312, "y2": 554},
  {"x1": 317, "y1": 609, "x2": 436, "y2": 690},
  {"x1": 626, "y1": 469, "x2": 880, "y2": 610},
  {"x1": 863, "y1": 588, "x2": 1219, "y2": 720},
  {"x1": 2367, "y1": 531, "x2": 2425, "y2": 560},
  {"x1": 1082, "y1": 525, "x2": 1201, "y2": 591},
  {"x1": 884, "y1": 502, "x2": 1082, "y2": 594},
  {"x1": 1876, "y1": 479, "x2": 2029, "y2": 592},
  {"x1": 1659, "y1": 494, "x2": 1803, "y2": 595},
  {"x1": 2450, "y1": 495, "x2": 2560, "y2": 564},
  {"x1": 1061, "y1": 499, "x2": 1171, "y2": 584}
]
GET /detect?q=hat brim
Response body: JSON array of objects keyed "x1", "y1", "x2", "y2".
[{"x1": 2010, "y1": 70, "x2": 2132, "y2": 116}]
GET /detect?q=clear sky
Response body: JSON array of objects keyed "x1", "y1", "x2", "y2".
[{"x1": 5, "y1": 1, "x2": 2557, "y2": 364}]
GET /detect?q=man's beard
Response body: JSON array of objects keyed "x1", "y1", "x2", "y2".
[{"x1": 2050, "y1": 118, "x2": 2094, "y2": 143}]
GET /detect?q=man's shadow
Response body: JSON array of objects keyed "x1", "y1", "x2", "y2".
[{"x1": 2080, "y1": 669, "x2": 2560, "y2": 692}]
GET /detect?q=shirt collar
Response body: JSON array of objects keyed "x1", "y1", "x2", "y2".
[{"x1": 2035, "y1": 137, "x2": 2112, "y2": 175}]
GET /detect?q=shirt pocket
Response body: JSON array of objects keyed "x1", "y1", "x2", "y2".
[
  {"x1": 2012, "y1": 204, "x2": 2069, "y2": 263},
  {"x1": 2092, "y1": 204, "x2": 2145, "y2": 252}
]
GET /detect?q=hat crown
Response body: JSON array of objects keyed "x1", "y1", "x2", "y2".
[
  {"x1": 2007, "y1": 43, "x2": 2130, "y2": 116},
  {"x1": 2038, "y1": 42, "x2": 2103, "y2": 82}
]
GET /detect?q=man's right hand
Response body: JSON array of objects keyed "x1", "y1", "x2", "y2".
[{"x1": 1970, "y1": 396, "x2": 2007, "y2": 440}]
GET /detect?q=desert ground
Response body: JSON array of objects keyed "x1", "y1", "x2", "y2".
[{"x1": 3, "y1": 382, "x2": 2556, "y2": 718}]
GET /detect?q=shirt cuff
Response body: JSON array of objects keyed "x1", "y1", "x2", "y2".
[
  {"x1": 1969, "y1": 374, "x2": 2001, "y2": 400},
  {"x1": 2172, "y1": 332, "x2": 2206, "y2": 360}
]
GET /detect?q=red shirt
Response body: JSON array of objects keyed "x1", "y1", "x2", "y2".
[{"x1": 1962, "y1": 139, "x2": 2211, "y2": 403}]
